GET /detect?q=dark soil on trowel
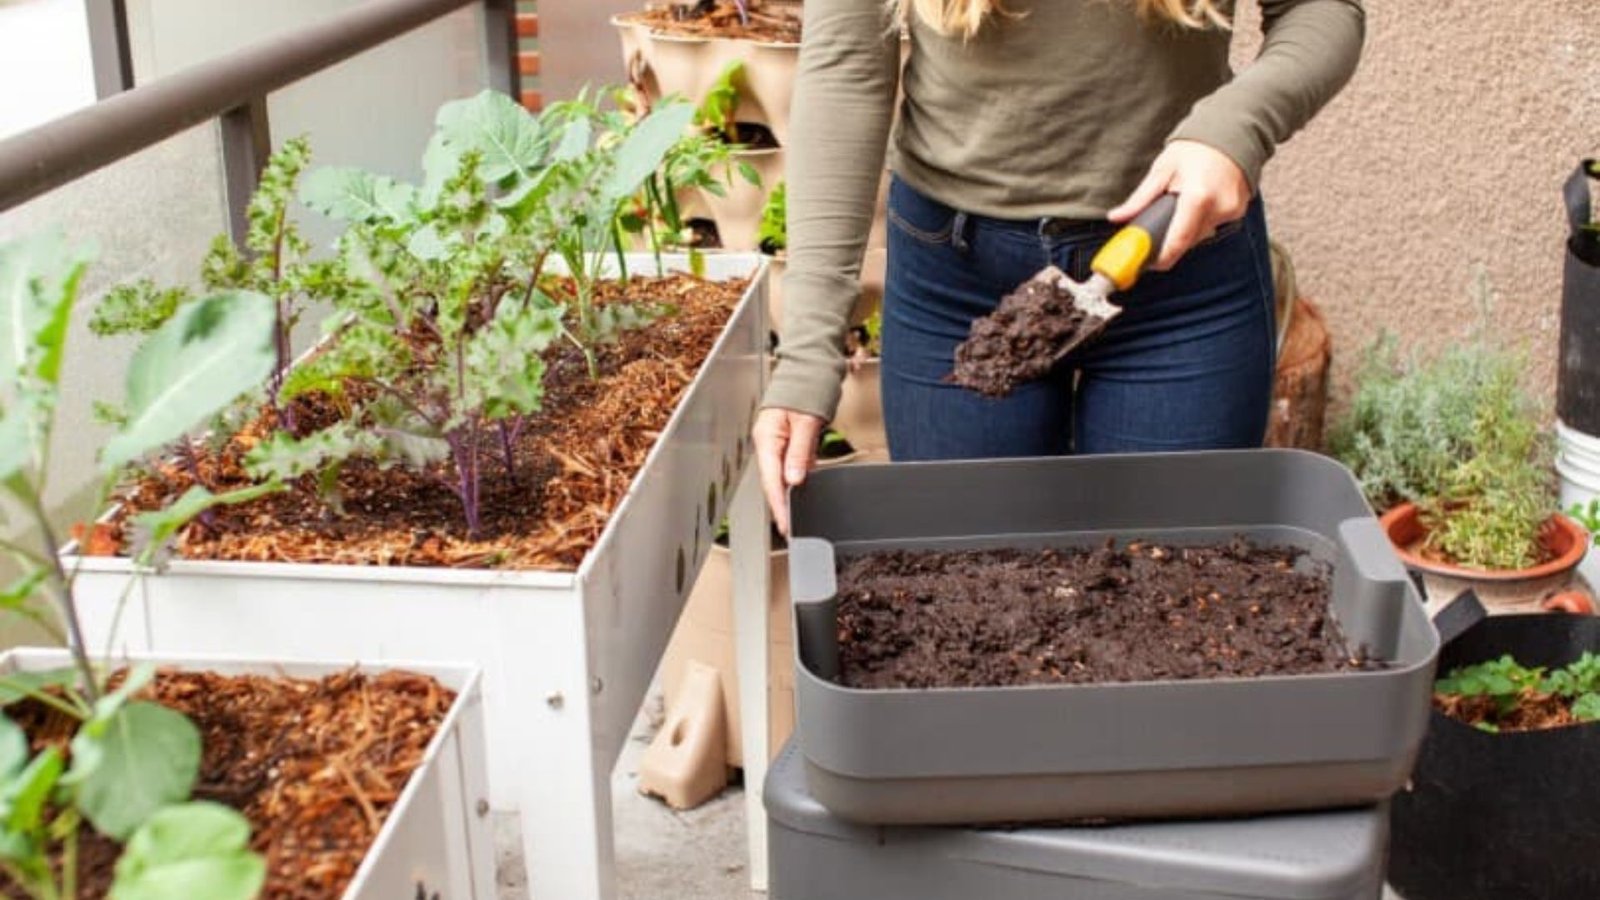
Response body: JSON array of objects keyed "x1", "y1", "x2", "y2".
[
  {"x1": 836, "y1": 539, "x2": 1380, "y2": 690},
  {"x1": 623, "y1": 2, "x2": 802, "y2": 43},
  {"x1": 950, "y1": 276, "x2": 1096, "y2": 398},
  {"x1": 1, "y1": 668, "x2": 453, "y2": 899},
  {"x1": 99, "y1": 273, "x2": 746, "y2": 570}
]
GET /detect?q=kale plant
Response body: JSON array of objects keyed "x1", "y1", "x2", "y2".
[
  {"x1": 0, "y1": 232, "x2": 272, "y2": 899},
  {"x1": 248, "y1": 90, "x2": 718, "y2": 535}
]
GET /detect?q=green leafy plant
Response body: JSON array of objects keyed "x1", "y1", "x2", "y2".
[
  {"x1": 0, "y1": 233, "x2": 269, "y2": 899},
  {"x1": 849, "y1": 309, "x2": 883, "y2": 359},
  {"x1": 757, "y1": 180, "x2": 786, "y2": 255},
  {"x1": 1437, "y1": 652, "x2": 1600, "y2": 732},
  {"x1": 1330, "y1": 289, "x2": 1554, "y2": 570},
  {"x1": 696, "y1": 60, "x2": 745, "y2": 146},
  {"x1": 1567, "y1": 499, "x2": 1600, "y2": 542},
  {"x1": 238, "y1": 90, "x2": 722, "y2": 536}
]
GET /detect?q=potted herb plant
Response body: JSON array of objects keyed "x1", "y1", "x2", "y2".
[
  {"x1": 1331, "y1": 330, "x2": 1588, "y2": 612},
  {"x1": 1389, "y1": 591, "x2": 1600, "y2": 900},
  {"x1": 59, "y1": 89, "x2": 768, "y2": 900},
  {"x1": 0, "y1": 233, "x2": 492, "y2": 898}
]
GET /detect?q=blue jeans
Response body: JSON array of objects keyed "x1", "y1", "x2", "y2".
[{"x1": 880, "y1": 176, "x2": 1276, "y2": 461}]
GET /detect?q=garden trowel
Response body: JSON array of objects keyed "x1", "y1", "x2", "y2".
[
  {"x1": 1042, "y1": 191, "x2": 1179, "y2": 363},
  {"x1": 951, "y1": 193, "x2": 1179, "y2": 397}
]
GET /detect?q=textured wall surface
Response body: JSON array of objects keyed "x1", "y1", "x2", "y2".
[{"x1": 1235, "y1": 0, "x2": 1600, "y2": 410}]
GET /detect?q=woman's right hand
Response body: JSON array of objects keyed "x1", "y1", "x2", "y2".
[{"x1": 753, "y1": 407, "x2": 827, "y2": 535}]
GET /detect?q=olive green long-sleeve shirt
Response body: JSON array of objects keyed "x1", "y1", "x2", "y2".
[{"x1": 765, "y1": 0, "x2": 1365, "y2": 420}]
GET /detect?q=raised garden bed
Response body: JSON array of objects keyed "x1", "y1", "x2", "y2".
[
  {"x1": 786, "y1": 450, "x2": 1439, "y2": 825},
  {"x1": 66, "y1": 252, "x2": 768, "y2": 900},
  {"x1": 0, "y1": 650, "x2": 490, "y2": 900}
]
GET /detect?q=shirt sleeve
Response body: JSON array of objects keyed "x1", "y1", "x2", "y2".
[
  {"x1": 761, "y1": 0, "x2": 902, "y2": 421},
  {"x1": 1169, "y1": 0, "x2": 1366, "y2": 189}
]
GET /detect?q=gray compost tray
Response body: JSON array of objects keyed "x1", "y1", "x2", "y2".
[
  {"x1": 766, "y1": 741, "x2": 1388, "y2": 900},
  {"x1": 788, "y1": 450, "x2": 1438, "y2": 825}
]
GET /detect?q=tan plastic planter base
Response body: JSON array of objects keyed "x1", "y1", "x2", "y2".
[
  {"x1": 833, "y1": 357, "x2": 886, "y2": 456},
  {"x1": 703, "y1": 146, "x2": 785, "y2": 252}
]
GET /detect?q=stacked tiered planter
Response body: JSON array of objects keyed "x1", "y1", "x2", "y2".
[
  {"x1": 63, "y1": 253, "x2": 771, "y2": 900},
  {"x1": 762, "y1": 450, "x2": 1432, "y2": 899},
  {"x1": 786, "y1": 450, "x2": 1438, "y2": 824}
]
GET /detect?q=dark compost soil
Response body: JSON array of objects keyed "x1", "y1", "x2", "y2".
[
  {"x1": 99, "y1": 273, "x2": 746, "y2": 571},
  {"x1": 1, "y1": 668, "x2": 453, "y2": 899},
  {"x1": 622, "y1": 3, "x2": 802, "y2": 43},
  {"x1": 835, "y1": 539, "x2": 1379, "y2": 690},
  {"x1": 950, "y1": 276, "x2": 1099, "y2": 398}
]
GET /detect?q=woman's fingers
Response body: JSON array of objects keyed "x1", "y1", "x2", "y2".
[
  {"x1": 1108, "y1": 164, "x2": 1173, "y2": 224},
  {"x1": 1155, "y1": 192, "x2": 1212, "y2": 270},
  {"x1": 753, "y1": 408, "x2": 793, "y2": 534},
  {"x1": 752, "y1": 408, "x2": 827, "y2": 534}
]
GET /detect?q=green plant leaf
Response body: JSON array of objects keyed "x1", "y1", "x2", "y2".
[
  {"x1": 73, "y1": 701, "x2": 201, "y2": 841},
  {"x1": 301, "y1": 166, "x2": 417, "y2": 224},
  {"x1": 1573, "y1": 693, "x2": 1600, "y2": 723},
  {"x1": 0, "y1": 669, "x2": 80, "y2": 707},
  {"x1": 0, "y1": 231, "x2": 89, "y2": 382},
  {"x1": 110, "y1": 802, "x2": 265, "y2": 900},
  {"x1": 553, "y1": 116, "x2": 592, "y2": 162},
  {"x1": 603, "y1": 101, "x2": 695, "y2": 204},
  {"x1": 243, "y1": 423, "x2": 381, "y2": 483},
  {"x1": 0, "y1": 748, "x2": 61, "y2": 835},
  {"x1": 0, "y1": 403, "x2": 33, "y2": 483},
  {"x1": 435, "y1": 90, "x2": 551, "y2": 185},
  {"x1": 101, "y1": 290, "x2": 278, "y2": 470},
  {"x1": 0, "y1": 718, "x2": 26, "y2": 780}
]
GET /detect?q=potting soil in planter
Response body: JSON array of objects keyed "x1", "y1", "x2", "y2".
[
  {"x1": 2, "y1": 668, "x2": 452, "y2": 899},
  {"x1": 99, "y1": 274, "x2": 746, "y2": 571},
  {"x1": 950, "y1": 277, "x2": 1094, "y2": 398},
  {"x1": 836, "y1": 539, "x2": 1376, "y2": 691},
  {"x1": 621, "y1": 3, "x2": 801, "y2": 43}
]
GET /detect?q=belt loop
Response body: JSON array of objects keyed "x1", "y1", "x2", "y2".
[{"x1": 950, "y1": 210, "x2": 970, "y2": 254}]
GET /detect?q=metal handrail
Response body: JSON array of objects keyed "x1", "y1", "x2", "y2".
[{"x1": 0, "y1": 0, "x2": 513, "y2": 218}]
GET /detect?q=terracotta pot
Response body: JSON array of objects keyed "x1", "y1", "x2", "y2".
[{"x1": 1379, "y1": 502, "x2": 1591, "y2": 614}]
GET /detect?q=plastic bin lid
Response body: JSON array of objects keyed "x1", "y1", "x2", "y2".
[{"x1": 764, "y1": 744, "x2": 1387, "y2": 900}]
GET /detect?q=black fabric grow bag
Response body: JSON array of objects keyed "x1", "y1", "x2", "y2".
[
  {"x1": 1559, "y1": 160, "x2": 1600, "y2": 435},
  {"x1": 1388, "y1": 595, "x2": 1600, "y2": 900}
]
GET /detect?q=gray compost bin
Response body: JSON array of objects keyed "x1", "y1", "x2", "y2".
[
  {"x1": 766, "y1": 741, "x2": 1389, "y2": 900},
  {"x1": 788, "y1": 450, "x2": 1438, "y2": 825}
]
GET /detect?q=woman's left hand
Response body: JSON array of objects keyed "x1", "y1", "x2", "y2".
[{"x1": 1107, "y1": 140, "x2": 1251, "y2": 271}]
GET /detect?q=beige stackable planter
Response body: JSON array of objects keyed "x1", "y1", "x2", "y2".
[
  {"x1": 615, "y1": 15, "x2": 799, "y2": 148},
  {"x1": 705, "y1": 146, "x2": 786, "y2": 252}
]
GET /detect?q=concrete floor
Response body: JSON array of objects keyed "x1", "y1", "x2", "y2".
[{"x1": 495, "y1": 691, "x2": 757, "y2": 900}]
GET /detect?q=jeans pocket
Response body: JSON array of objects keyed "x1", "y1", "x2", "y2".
[
  {"x1": 887, "y1": 177, "x2": 957, "y2": 247},
  {"x1": 1193, "y1": 215, "x2": 1246, "y2": 250}
]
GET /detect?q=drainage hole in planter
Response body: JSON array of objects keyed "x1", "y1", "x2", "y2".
[
  {"x1": 707, "y1": 481, "x2": 718, "y2": 525},
  {"x1": 676, "y1": 546, "x2": 687, "y2": 594}
]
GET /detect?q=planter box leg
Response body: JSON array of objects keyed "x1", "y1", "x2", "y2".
[
  {"x1": 503, "y1": 611, "x2": 617, "y2": 900},
  {"x1": 731, "y1": 460, "x2": 772, "y2": 891}
]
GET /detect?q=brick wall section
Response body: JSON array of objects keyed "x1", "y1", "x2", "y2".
[{"x1": 517, "y1": 1, "x2": 540, "y2": 111}]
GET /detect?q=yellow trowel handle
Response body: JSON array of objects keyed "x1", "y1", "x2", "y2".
[{"x1": 1090, "y1": 193, "x2": 1179, "y2": 292}]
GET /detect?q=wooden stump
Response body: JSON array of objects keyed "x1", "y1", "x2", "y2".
[{"x1": 1266, "y1": 295, "x2": 1332, "y2": 450}]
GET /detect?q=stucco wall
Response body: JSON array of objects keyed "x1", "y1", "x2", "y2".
[{"x1": 1237, "y1": 0, "x2": 1600, "y2": 412}]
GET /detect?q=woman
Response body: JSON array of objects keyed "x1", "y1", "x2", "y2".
[{"x1": 755, "y1": 0, "x2": 1365, "y2": 531}]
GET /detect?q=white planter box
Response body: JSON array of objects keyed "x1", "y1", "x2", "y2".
[
  {"x1": 0, "y1": 649, "x2": 492, "y2": 899},
  {"x1": 62, "y1": 253, "x2": 771, "y2": 899}
]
